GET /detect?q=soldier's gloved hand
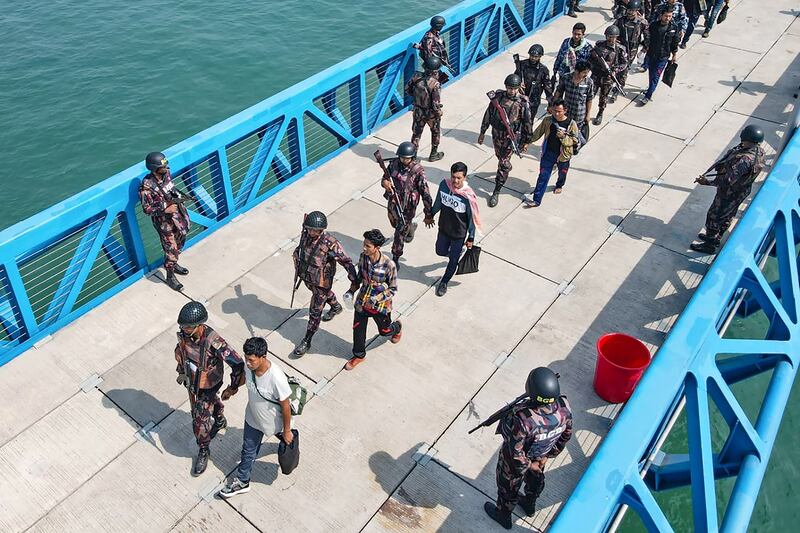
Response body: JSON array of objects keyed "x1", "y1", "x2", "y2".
[
  {"x1": 176, "y1": 373, "x2": 188, "y2": 387},
  {"x1": 221, "y1": 386, "x2": 237, "y2": 401},
  {"x1": 477, "y1": 133, "x2": 485, "y2": 145}
]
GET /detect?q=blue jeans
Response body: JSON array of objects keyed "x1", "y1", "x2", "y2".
[
  {"x1": 531, "y1": 146, "x2": 570, "y2": 205},
  {"x1": 705, "y1": 0, "x2": 726, "y2": 31},
  {"x1": 236, "y1": 421, "x2": 280, "y2": 483},
  {"x1": 682, "y1": 4, "x2": 702, "y2": 45},
  {"x1": 645, "y1": 57, "x2": 669, "y2": 98},
  {"x1": 436, "y1": 230, "x2": 465, "y2": 284}
]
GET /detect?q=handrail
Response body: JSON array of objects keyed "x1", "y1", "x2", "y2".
[{"x1": 0, "y1": 0, "x2": 568, "y2": 365}]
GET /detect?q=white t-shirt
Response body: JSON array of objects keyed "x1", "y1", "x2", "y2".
[{"x1": 244, "y1": 362, "x2": 293, "y2": 436}]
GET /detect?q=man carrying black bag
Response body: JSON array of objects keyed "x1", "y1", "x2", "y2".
[
  {"x1": 220, "y1": 337, "x2": 297, "y2": 498},
  {"x1": 429, "y1": 162, "x2": 483, "y2": 297}
]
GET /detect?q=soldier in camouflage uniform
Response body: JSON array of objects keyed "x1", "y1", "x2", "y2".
[
  {"x1": 691, "y1": 125, "x2": 767, "y2": 254},
  {"x1": 478, "y1": 74, "x2": 534, "y2": 208},
  {"x1": 513, "y1": 44, "x2": 554, "y2": 119},
  {"x1": 484, "y1": 368, "x2": 573, "y2": 530},
  {"x1": 615, "y1": 0, "x2": 650, "y2": 87},
  {"x1": 174, "y1": 301, "x2": 245, "y2": 476},
  {"x1": 417, "y1": 15, "x2": 449, "y2": 67},
  {"x1": 139, "y1": 152, "x2": 191, "y2": 291},
  {"x1": 614, "y1": 0, "x2": 653, "y2": 19},
  {"x1": 292, "y1": 211, "x2": 358, "y2": 356},
  {"x1": 407, "y1": 55, "x2": 445, "y2": 162},
  {"x1": 381, "y1": 142, "x2": 435, "y2": 269},
  {"x1": 590, "y1": 26, "x2": 629, "y2": 125}
]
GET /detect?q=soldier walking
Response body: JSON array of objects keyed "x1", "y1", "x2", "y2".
[
  {"x1": 139, "y1": 152, "x2": 191, "y2": 291},
  {"x1": 344, "y1": 229, "x2": 402, "y2": 371},
  {"x1": 407, "y1": 56, "x2": 445, "y2": 162},
  {"x1": 615, "y1": 0, "x2": 650, "y2": 88},
  {"x1": 292, "y1": 211, "x2": 358, "y2": 356},
  {"x1": 513, "y1": 44, "x2": 554, "y2": 119},
  {"x1": 691, "y1": 125, "x2": 766, "y2": 254},
  {"x1": 478, "y1": 74, "x2": 533, "y2": 208},
  {"x1": 418, "y1": 16, "x2": 449, "y2": 66},
  {"x1": 174, "y1": 301, "x2": 245, "y2": 476},
  {"x1": 566, "y1": 0, "x2": 584, "y2": 18},
  {"x1": 590, "y1": 26, "x2": 628, "y2": 125},
  {"x1": 380, "y1": 142, "x2": 435, "y2": 269},
  {"x1": 614, "y1": 0, "x2": 653, "y2": 19},
  {"x1": 483, "y1": 368, "x2": 573, "y2": 529}
]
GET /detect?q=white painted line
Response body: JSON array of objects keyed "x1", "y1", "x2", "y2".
[
  {"x1": 492, "y1": 351, "x2": 509, "y2": 368},
  {"x1": 33, "y1": 335, "x2": 53, "y2": 349}
]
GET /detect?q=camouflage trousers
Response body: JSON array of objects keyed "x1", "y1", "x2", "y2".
[
  {"x1": 411, "y1": 108, "x2": 441, "y2": 149},
  {"x1": 388, "y1": 202, "x2": 420, "y2": 258},
  {"x1": 192, "y1": 385, "x2": 224, "y2": 448},
  {"x1": 493, "y1": 136, "x2": 515, "y2": 191},
  {"x1": 496, "y1": 452, "x2": 547, "y2": 514},
  {"x1": 592, "y1": 73, "x2": 614, "y2": 111},
  {"x1": 153, "y1": 217, "x2": 188, "y2": 272},
  {"x1": 305, "y1": 282, "x2": 339, "y2": 337},
  {"x1": 704, "y1": 187, "x2": 751, "y2": 241}
]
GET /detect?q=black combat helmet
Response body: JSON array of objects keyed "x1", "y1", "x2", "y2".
[
  {"x1": 396, "y1": 141, "x2": 417, "y2": 158},
  {"x1": 605, "y1": 25, "x2": 620, "y2": 37},
  {"x1": 178, "y1": 301, "x2": 208, "y2": 327},
  {"x1": 304, "y1": 211, "x2": 328, "y2": 230},
  {"x1": 740, "y1": 124, "x2": 765, "y2": 144},
  {"x1": 528, "y1": 44, "x2": 544, "y2": 56},
  {"x1": 627, "y1": 0, "x2": 642, "y2": 9},
  {"x1": 525, "y1": 367, "x2": 560, "y2": 405},
  {"x1": 430, "y1": 15, "x2": 445, "y2": 30},
  {"x1": 145, "y1": 151, "x2": 168, "y2": 171},
  {"x1": 424, "y1": 55, "x2": 442, "y2": 71},
  {"x1": 504, "y1": 73, "x2": 522, "y2": 88}
]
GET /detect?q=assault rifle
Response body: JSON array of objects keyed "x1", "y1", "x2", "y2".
[
  {"x1": 374, "y1": 150, "x2": 407, "y2": 227},
  {"x1": 468, "y1": 392, "x2": 530, "y2": 434},
  {"x1": 487, "y1": 91, "x2": 522, "y2": 158},
  {"x1": 595, "y1": 54, "x2": 627, "y2": 97},
  {"x1": 290, "y1": 215, "x2": 308, "y2": 308},
  {"x1": 412, "y1": 43, "x2": 456, "y2": 79}
]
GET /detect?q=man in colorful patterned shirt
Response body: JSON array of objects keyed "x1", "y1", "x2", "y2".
[
  {"x1": 174, "y1": 301, "x2": 245, "y2": 476},
  {"x1": 292, "y1": 211, "x2": 358, "y2": 356},
  {"x1": 552, "y1": 22, "x2": 594, "y2": 84},
  {"x1": 344, "y1": 229, "x2": 402, "y2": 371},
  {"x1": 139, "y1": 151, "x2": 191, "y2": 291},
  {"x1": 484, "y1": 368, "x2": 573, "y2": 529}
]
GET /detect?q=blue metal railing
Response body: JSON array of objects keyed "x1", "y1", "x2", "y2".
[
  {"x1": 554, "y1": 130, "x2": 800, "y2": 531},
  {"x1": 0, "y1": 0, "x2": 567, "y2": 366}
]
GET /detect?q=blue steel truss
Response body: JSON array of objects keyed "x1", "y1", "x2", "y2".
[
  {"x1": 0, "y1": 0, "x2": 569, "y2": 366},
  {"x1": 554, "y1": 130, "x2": 800, "y2": 532}
]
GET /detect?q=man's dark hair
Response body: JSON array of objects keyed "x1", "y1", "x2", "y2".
[
  {"x1": 243, "y1": 337, "x2": 268, "y2": 357},
  {"x1": 573, "y1": 23, "x2": 586, "y2": 33},
  {"x1": 363, "y1": 228, "x2": 387, "y2": 247},
  {"x1": 450, "y1": 161, "x2": 468, "y2": 175},
  {"x1": 575, "y1": 60, "x2": 591, "y2": 73},
  {"x1": 550, "y1": 98, "x2": 566, "y2": 109}
]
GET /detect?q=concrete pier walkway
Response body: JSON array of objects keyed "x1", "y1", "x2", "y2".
[{"x1": 1, "y1": 1, "x2": 798, "y2": 531}]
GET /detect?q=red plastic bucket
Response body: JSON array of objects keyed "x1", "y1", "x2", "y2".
[{"x1": 593, "y1": 333, "x2": 651, "y2": 403}]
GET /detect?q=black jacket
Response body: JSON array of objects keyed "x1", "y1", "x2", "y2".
[{"x1": 646, "y1": 19, "x2": 680, "y2": 60}]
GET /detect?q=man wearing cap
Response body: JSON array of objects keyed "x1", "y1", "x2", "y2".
[
  {"x1": 380, "y1": 142, "x2": 435, "y2": 270},
  {"x1": 174, "y1": 301, "x2": 245, "y2": 476},
  {"x1": 292, "y1": 211, "x2": 359, "y2": 356},
  {"x1": 513, "y1": 44, "x2": 554, "y2": 119},
  {"x1": 478, "y1": 74, "x2": 534, "y2": 208},
  {"x1": 139, "y1": 152, "x2": 191, "y2": 291},
  {"x1": 484, "y1": 368, "x2": 573, "y2": 529},
  {"x1": 344, "y1": 229, "x2": 402, "y2": 371},
  {"x1": 691, "y1": 125, "x2": 766, "y2": 254}
]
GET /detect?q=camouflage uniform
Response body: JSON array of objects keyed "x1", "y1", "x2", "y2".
[
  {"x1": 139, "y1": 171, "x2": 191, "y2": 272},
  {"x1": 614, "y1": 0, "x2": 653, "y2": 19},
  {"x1": 615, "y1": 12, "x2": 650, "y2": 88},
  {"x1": 383, "y1": 158, "x2": 434, "y2": 259},
  {"x1": 514, "y1": 59, "x2": 554, "y2": 118},
  {"x1": 174, "y1": 326, "x2": 244, "y2": 447},
  {"x1": 590, "y1": 40, "x2": 628, "y2": 112},
  {"x1": 406, "y1": 71, "x2": 443, "y2": 149},
  {"x1": 293, "y1": 232, "x2": 358, "y2": 337},
  {"x1": 702, "y1": 144, "x2": 766, "y2": 242},
  {"x1": 479, "y1": 89, "x2": 534, "y2": 193},
  {"x1": 495, "y1": 397, "x2": 573, "y2": 515},
  {"x1": 419, "y1": 29, "x2": 449, "y2": 66}
]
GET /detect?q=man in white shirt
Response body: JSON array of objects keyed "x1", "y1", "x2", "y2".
[{"x1": 219, "y1": 337, "x2": 294, "y2": 497}]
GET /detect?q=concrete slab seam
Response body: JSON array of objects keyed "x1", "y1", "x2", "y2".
[
  {"x1": 80, "y1": 373, "x2": 103, "y2": 393},
  {"x1": 412, "y1": 443, "x2": 438, "y2": 466},
  {"x1": 310, "y1": 378, "x2": 333, "y2": 397},
  {"x1": 199, "y1": 479, "x2": 226, "y2": 503},
  {"x1": 133, "y1": 421, "x2": 157, "y2": 446},
  {"x1": 32, "y1": 334, "x2": 53, "y2": 349}
]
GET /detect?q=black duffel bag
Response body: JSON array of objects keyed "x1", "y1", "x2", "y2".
[{"x1": 278, "y1": 429, "x2": 300, "y2": 475}]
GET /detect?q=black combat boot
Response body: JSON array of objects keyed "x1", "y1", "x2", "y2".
[
  {"x1": 567, "y1": 9, "x2": 577, "y2": 18},
  {"x1": 518, "y1": 494, "x2": 537, "y2": 517},
  {"x1": 209, "y1": 415, "x2": 227, "y2": 440},
  {"x1": 593, "y1": 110, "x2": 604, "y2": 126},
  {"x1": 192, "y1": 446, "x2": 210, "y2": 477},
  {"x1": 574, "y1": 4, "x2": 584, "y2": 13},
  {"x1": 293, "y1": 334, "x2": 313, "y2": 357},
  {"x1": 690, "y1": 240, "x2": 719, "y2": 254},
  {"x1": 173, "y1": 264, "x2": 189, "y2": 275},
  {"x1": 697, "y1": 231, "x2": 718, "y2": 242},
  {"x1": 404, "y1": 222, "x2": 418, "y2": 243},
  {"x1": 429, "y1": 146, "x2": 444, "y2": 162},
  {"x1": 483, "y1": 502, "x2": 512, "y2": 530},
  {"x1": 165, "y1": 271, "x2": 183, "y2": 291},
  {"x1": 488, "y1": 188, "x2": 501, "y2": 208},
  {"x1": 321, "y1": 302, "x2": 343, "y2": 322},
  {"x1": 392, "y1": 255, "x2": 401, "y2": 273}
]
